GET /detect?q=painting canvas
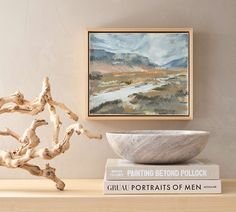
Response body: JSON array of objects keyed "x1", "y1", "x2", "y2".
[{"x1": 87, "y1": 29, "x2": 192, "y2": 120}]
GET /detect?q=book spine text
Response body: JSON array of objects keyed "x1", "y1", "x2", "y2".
[
  {"x1": 104, "y1": 180, "x2": 221, "y2": 194},
  {"x1": 106, "y1": 166, "x2": 219, "y2": 180}
]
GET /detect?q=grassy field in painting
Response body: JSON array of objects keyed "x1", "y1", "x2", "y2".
[{"x1": 89, "y1": 64, "x2": 188, "y2": 115}]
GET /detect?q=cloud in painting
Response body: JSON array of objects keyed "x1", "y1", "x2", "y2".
[{"x1": 89, "y1": 32, "x2": 188, "y2": 65}]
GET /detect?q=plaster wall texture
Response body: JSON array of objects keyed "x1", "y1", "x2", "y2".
[{"x1": 0, "y1": 0, "x2": 235, "y2": 178}]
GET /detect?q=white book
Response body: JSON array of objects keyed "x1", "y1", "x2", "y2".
[
  {"x1": 104, "y1": 179, "x2": 222, "y2": 194},
  {"x1": 106, "y1": 159, "x2": 220, "y2": 180}
]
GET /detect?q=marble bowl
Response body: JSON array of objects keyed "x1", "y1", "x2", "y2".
[{"x1": 106, "y1": 130, "x2": 210, "y2": 164}]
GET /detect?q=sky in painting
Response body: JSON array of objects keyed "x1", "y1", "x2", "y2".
[{"x1": 90, "y1": 32, "x2": 188, "y2": 66}]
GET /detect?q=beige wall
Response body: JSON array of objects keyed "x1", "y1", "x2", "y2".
[{"x1": 0, "y1": 0, "x2": 235, "y2": 179}]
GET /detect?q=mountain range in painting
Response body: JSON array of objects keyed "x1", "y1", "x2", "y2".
[{"x1": 90, "y1": 49, "x2": 187, "y2": 69}]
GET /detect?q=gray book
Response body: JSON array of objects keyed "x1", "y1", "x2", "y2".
[
  {"x1": 106, "y1": 159, "x2": 220, "y2": 180},
  {"x1": 104, "y1": 179, "x2": 222, "y2": 194}
]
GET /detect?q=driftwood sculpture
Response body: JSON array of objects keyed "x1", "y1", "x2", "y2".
[{"x1": 0, "y1": 77, "x2": 102, "y2": 190}]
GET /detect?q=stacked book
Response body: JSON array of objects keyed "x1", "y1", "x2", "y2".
[{"x1": 104, "y1": 158, "x2": 221, "y2": 194}]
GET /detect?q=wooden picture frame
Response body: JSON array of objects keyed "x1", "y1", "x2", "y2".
[{"x1": 86, "y1": 28, "x2": 193, "y2": 120}]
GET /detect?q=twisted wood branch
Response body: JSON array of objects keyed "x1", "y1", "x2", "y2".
[{"x1": 0, "y1": 77, "x2": 102, "y2": 190}]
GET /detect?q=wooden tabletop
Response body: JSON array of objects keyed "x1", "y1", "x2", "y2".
[{"x1": 0, "y1": 179, "x2": 235, "y2": 212}]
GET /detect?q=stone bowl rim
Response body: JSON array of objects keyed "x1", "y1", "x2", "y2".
[{"x1": 106, "y1": 130, "x2": 210, "y2": 136}]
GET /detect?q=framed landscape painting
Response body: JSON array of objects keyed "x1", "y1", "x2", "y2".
[{"x1": 87, "y1": 28, "x2": 193, "y2": 120}]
